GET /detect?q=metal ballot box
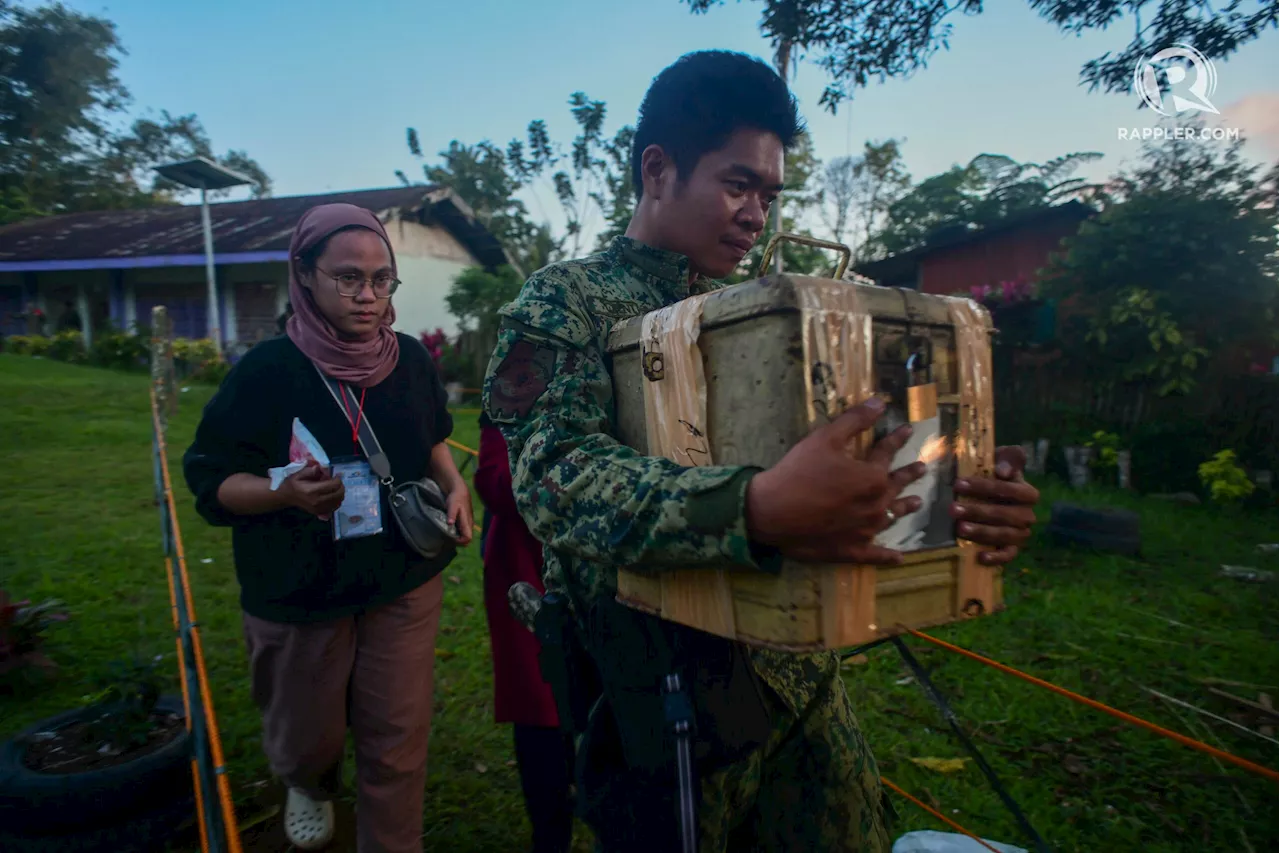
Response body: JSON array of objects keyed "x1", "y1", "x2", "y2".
[{"x1": 605, "y1": 236, "x2": 999, "y2": 651}]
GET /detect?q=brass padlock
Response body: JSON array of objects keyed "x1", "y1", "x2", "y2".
[{"x1": 905, "y1": 348, "x2": 937, "y2": 422}]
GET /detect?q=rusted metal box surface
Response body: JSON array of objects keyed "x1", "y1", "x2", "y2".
[{"x1": 605, "y1": 274, "x2": 999, "y2": 651}]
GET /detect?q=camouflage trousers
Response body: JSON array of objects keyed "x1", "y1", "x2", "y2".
[{"x1": 697, "y1": 668, "x2": 892, "y2": 852}]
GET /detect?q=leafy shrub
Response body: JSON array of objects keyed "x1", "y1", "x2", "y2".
[
  {"x1": 3, "y1": 335, "x2": 50, "y2": 357},
  {"x1": 46, "y1": 330, "x2": 87, "y2": 364},
  {"x1": 169, "y1": 338, "x2": 226, "y2": 384},
  {"x1": 91, "y1": 328, "x2": 149, "y2": 371},
  {"x1": 1085, "y1": 430, "x2": 1121, "y2": 474},
  {"x1": 1198, "y1": 450, "x2": 1256, "y2": 504},
  {"x1": 170, "y1": 337, "x2": 219, "y2": 366},
  {"x1": 188, "y1": 357, "x2": 230, "y2": 385}
]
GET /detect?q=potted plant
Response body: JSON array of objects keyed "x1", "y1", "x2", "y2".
[
  {"x1": 1084, "y1": 430, "x2": 1128, "y2": 489},
  {"x1": 0, "y1": 654, "x2": 194, "y2": 850},
  {"x1": 0, "y1": 593, "x2": 68, "y2": 691}
]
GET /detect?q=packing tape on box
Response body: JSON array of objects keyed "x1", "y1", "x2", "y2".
[
  {"x1": 944, "y1": 296, "x2": 996, "y2": 481},
  {"x1": 798, "y1": 282, "x2": 879, "y2": 642},
  {"x1": 945, "y1": 295, "x2": 999, "y2": 612},
  {"x1": 638, "y1": 293, "x2": 737, "y2": 627},
  {"x1": 640, "y1": 293, "x2": 716, "y2": 466},
  {"x1": 798, "y1": 281, "x2": 875, "y2": 456}
]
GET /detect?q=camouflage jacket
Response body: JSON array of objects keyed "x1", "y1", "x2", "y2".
[{"x1": 482, "y1": 235, "x2": 839, "y2": 715}]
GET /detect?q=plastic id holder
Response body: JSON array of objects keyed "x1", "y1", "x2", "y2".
[{"x1": 332, "y1": 457, "x2": 384, "y2": 542}]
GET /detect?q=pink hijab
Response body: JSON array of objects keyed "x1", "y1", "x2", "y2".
[{"x1": 285, "y1": 203, "x2": 401, "y2": 388}]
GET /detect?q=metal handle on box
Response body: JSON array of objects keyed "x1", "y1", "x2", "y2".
[{"x1": 756, "y1": 232, "x2": 853, "y2": 281}]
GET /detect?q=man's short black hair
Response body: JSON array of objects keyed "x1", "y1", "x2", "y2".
[{"x1": 632, "y1": 50, "x2": 804, "y2": 200}]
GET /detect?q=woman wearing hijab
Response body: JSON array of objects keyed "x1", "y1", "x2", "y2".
[
  {"x1": 474, "y1": 412, "x2": 576, "y2": 853},
  {"x1": 183, "y1": 203, "x2": 473, "y2": 853}
]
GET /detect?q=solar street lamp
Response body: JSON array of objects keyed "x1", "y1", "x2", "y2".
[{"x1": 153, "y1": 157, "x2": 254, "y2": 356}]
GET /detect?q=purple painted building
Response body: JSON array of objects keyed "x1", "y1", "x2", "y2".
[{"x1": 0, "y1": 186, "x2": 508, "y2": 348}]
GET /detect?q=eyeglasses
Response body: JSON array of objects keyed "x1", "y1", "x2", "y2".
[{"x1": 317, "y1": 267, "x2": 400, "y2": 299}]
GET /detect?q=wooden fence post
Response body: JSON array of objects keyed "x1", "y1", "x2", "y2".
[{"x1": 150, "y1": 306, "x2": 177, "y2": 431}]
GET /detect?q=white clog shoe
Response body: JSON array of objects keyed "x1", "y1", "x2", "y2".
[{"x1": 284, "y1": 787, "x2": 335, "y2": 850}]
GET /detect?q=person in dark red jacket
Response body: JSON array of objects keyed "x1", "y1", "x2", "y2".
[{"x1": 474, "y1": 412, "x2": 575, "y2": 853}]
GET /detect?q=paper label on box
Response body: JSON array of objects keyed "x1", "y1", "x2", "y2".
[{"x1": 875, "y1": 415, "x2": 954, "y2": 551}]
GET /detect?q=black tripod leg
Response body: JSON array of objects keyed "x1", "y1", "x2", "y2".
[
  {"x1": 840, "y1": 636, "x2": 893, "y2": 661},
  {"x1": 891, "y1": 636, "x2": 1052, "y2": 853},
  {"x1": 664, "y1": 673, "x2": 698, "y2": 853}
]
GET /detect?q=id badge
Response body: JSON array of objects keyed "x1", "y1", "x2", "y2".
[{"x1": 332, "y1": 458, "x2": 384, "y2": 541}]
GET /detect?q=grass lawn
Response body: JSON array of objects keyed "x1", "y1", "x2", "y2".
[{"x1": 1, "y1": 354, "x2": 1276, "y2": 853}]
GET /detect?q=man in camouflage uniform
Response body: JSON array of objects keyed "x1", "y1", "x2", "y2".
[{"x1": 484, "y1": 51, "x2": 1041, "y2": 852}]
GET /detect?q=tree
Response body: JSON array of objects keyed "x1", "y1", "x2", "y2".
[
  {"x1": 113, "y1": 110, "x2": 272, "y2": 200},
  {"x1": 405, "y1": 136, "x2": 519, "y2": 238},
  {"x1": 818, "y1": 155, "x2": 858, "y2": 247},
  {"x1": 0, "y1": 0, "x2": 127, "y2": 182},
  {"x1": 683, "y1": 0, "x2": 1278, "y2": 111},
  {"x1": 588, "y1": 125, "x2": 636, "y2": 250},
  {"x1": 0, "y1": 1, "x2": 270, "y2": 224},
  {"x1": 402, "y1": 131, "x2": 561, "y2": 276},
  {"x1": 1039, "y1": 119, "x2": 1278, "y2": 395},
  {"x1": 445, "y1": 264, "x2": 526, "y2": 342},
  {"x1": 872, "y1": 163, "x2": 984, "y2": 257},
  {"x1": 217, "y1": 150, "x2": 272, "y2": 200},
  {"x1": 870, "y1": 151, "x2": 1101, "y2": 256},
  {"x1": 506, "y1": 93, "x2": 636, "y2": 258},
  {"x1": 405, "y1": 92, "x2": 637, "y2": 273},
  {"x1": 817, "y1": 138, "x2": 910, "y2": 260},
  {"x1": 403, "y1": 89, "x2": 641, "y2": 345}
]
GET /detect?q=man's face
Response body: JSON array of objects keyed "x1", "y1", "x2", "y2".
[{"x1": 654, "y1": 128, "x2": 784, "y2": 280}]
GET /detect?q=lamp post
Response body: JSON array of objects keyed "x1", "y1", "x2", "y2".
[{"x1": 153, "y1": 157, "x2": 253, "y2": 356}]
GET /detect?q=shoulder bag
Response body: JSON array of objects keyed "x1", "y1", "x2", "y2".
[{"x1": 313, "y1": 363, "x2": 461, "y2": 562}]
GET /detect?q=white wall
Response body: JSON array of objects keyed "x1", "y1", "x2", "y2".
[
  {"x1": 390, "y1": 255, "x2": 470, "y2": 338},
  {"x1": 383, "y1": 217, "x2": 476, "y2": 338}
]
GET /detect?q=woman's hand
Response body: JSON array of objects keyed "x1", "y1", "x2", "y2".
[
  {"x1": 279, "y1": 461, "x2": 345, "y2": 521},
  {"x1": 445, "y1": 479, "x2": 474, "y2": 546},
  {"x1": 951, "y1": 445, "x2": 1040, "y2": 565},
  {"x1": 430, "y1": 441, "x2": 475, "y2": 546}
]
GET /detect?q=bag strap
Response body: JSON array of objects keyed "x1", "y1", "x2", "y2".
[{"x1": 311, "y1": 362, "x2": 394, "y2": 483}]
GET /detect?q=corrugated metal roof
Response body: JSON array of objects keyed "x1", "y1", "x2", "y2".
[{"x1": 0, "y1": 186, "x2": 510, "y2": 270}]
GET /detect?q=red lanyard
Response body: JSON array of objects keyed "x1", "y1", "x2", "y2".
[{"x1": 340, "y1": 386, "x2": 368, "y2": 454}]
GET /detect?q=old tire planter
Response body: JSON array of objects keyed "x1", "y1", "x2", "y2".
[
  {"x1": 1047, "y1": 502, "x2": 1142, "y2": 556},
  {"x1": 0, "y1": 694, "x2": 192, "y2": 843},
  {"x1": 0, "y1": 793, "x2": 195, "y2": 853}
]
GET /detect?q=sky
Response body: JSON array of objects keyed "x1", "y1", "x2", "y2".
[{"x1": 54, "y1": 0, "x2": 1280, "y2": 242}]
